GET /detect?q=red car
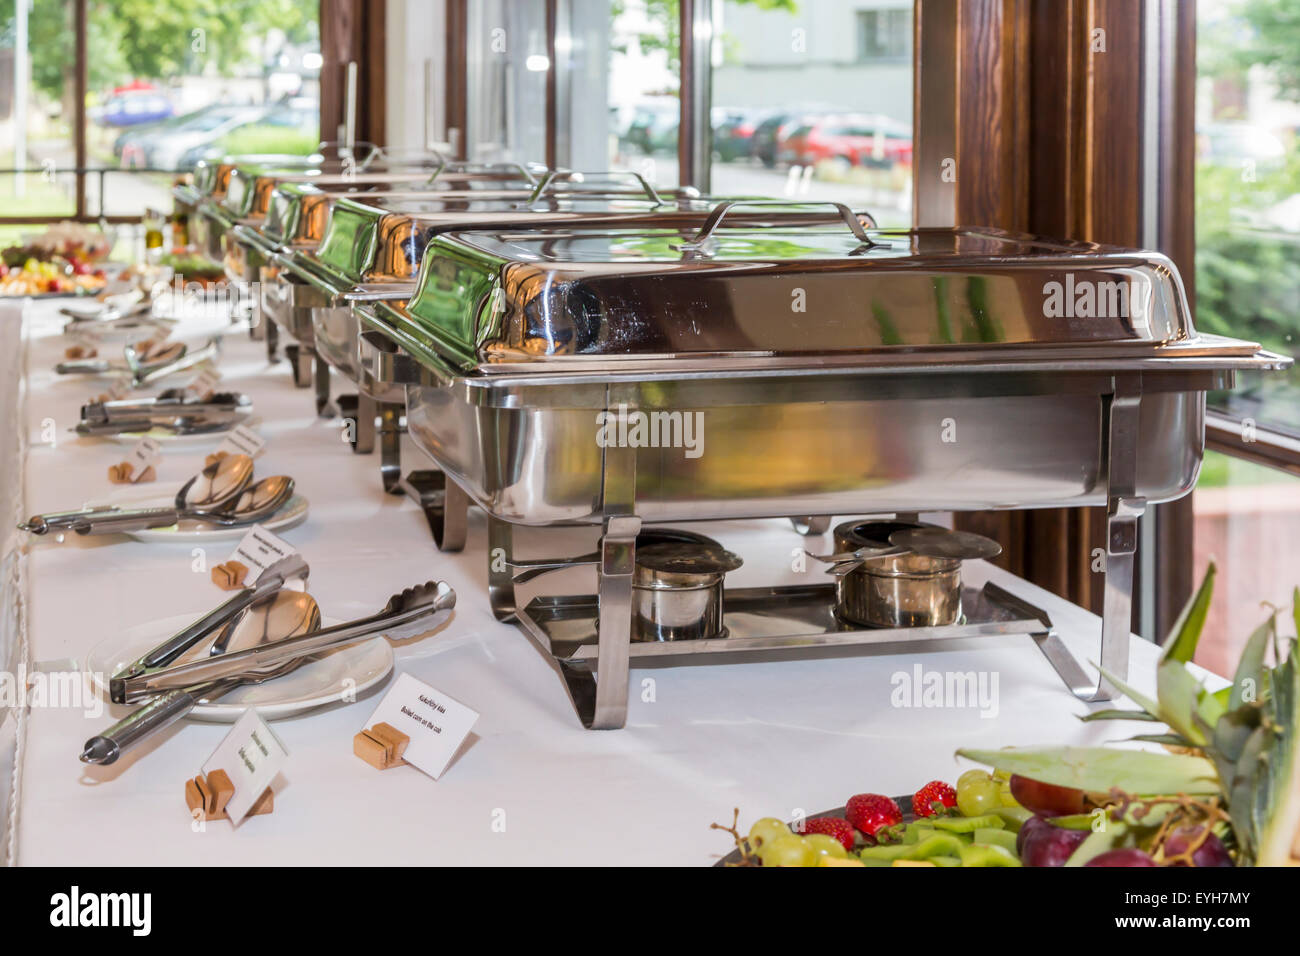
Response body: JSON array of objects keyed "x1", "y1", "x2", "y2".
[{"x1": 777, "y1": 114, "x2": 912, "y2": 170}]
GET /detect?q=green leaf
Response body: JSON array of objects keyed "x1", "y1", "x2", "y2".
[
  {"x1": 1230, "y1": 618, "x2": 1272, "y2": 710},
  {"x1": 1293, "y1": 586, "x2": 1300, "y2": 642},
  {"x1": 1095, "y1": 665, "x2": 1162, "y2": 720},
  {"x1": 1156, "y1": 659, "x2": 1209, "y2": 745},
  {"x1": 1162, "y1": 562, "x2": 1216, "y2": 663},
  {"x1": 956, "y1": 746, "x2": 1220, "y2": 795},
  {"x1": 1080, "y1": 709, "x2": 1162, "y2": 723},
  {"x1": 1253, "y1": 642, "x2": 1300, "y2": 866},
  {"x1": 1126, "y1": 733, "x2": 1199, "y2": 747}
]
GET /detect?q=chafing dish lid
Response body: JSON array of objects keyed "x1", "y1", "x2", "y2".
[
  {"x1": 301, "y1": 195, "x2": 870, "y2": 296},
  {"x1": 378, "y1": 220, "x2": 1286, "y2": 374}
]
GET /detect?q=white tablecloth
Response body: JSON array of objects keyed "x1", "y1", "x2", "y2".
[{"x1": 7, "y1": 298, "x2": 1180, "y2": 866}]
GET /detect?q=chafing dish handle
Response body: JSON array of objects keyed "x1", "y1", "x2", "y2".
[
  {"x1": 230, "y1": 223, "x2": 278, "y2": 256},
  {"x1": 424, "y1": 160, "x2": 538, "y2": 186},
  {"x1": 269, "y1": 251, "x2": 342, "y2": 300},
  {"x1": 357, "y1": 328, "x2": 455, "y2": 386},
  {"x1": 674, "y1": 199, "x2": 879, "y2": 254},
  {"x1": 524, "y1": 170, "x2": 664, "y2": 207}
]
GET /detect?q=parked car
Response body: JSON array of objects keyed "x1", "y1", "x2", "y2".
[
  {"x1": 117, "y1": 103, "x2": 264, "y2": 168},
  {"x1": 713, "y1": 108, "x2": 768, "y2": 162},
  {"x1": 94, "y1": 91, "x2": 175, "y2": 127},
  {"x1": 749, "y1": 112, "x2": 797, "y2": 168},
  {"x1": 625, "y1": 102, "x2": 679, "y2": 155},
  {"x1": 176, "y1": 99, "x2": 319, "y2": 169},
  {"x1": 777, "y1": 113, "x2": 913, "y2": 170}
]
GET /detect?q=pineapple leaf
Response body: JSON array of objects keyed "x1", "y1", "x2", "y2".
[
  {"x1": 956, "y1": 746, "x2": 1220, "y2": 795},
  {"x1": 1095, "y1": 664, "x2": 1162, "y2": 719},
  {"x1": 1253, "y1": 641, "x2": 1300, "y2": 866},
  {"x1": 1230, "y1": 617, "x2": 1272, "y2": 711},
  {"x1": 1156, "y1": 659, "x2": 1209, "y2": 745},
  {"x1": 1162, "y1": 562, "x2": 1216, "y2": 663},
  {"x1": 1080, "y1": 709, "x2": 1162, "y2": 723},
  {"x1": 1125, "y1": 733, "x2": 1198, "y2": 747}
]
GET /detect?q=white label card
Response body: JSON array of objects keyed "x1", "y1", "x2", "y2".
[
  {"x1": 202, "y1": 709, "x2": 288, "y2": 824},
  {"x1": 215, "y1": 423, "x2": 266, "y2": 458},
  {"x1": 126, "y1": 436, "x2": 162, "y2": 482},
  {"x1": 364, "y1": 673, "x2": 479, "y2": 780},
  {"x1": 228, "y1": 524, "x2": 299, "y2": 584}
]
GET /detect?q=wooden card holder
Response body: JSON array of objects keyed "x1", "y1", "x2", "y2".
[
  {"x1": 353, "y1": 722, "x2": 410, "y2": 770},
  {"x1": 210, "y1": 560, "x2": 249, "y2": 591},
  {"x1": 108, "y1": 461, "x2": 155, "y2": 484},
  {"x1": 184, "y1": 769, "x2": 274, "y2": 823}
]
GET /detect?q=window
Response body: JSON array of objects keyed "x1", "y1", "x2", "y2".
[
  {"x1": 0, "y1": 0, "x2": 320, "y2": 224},
  {"x1": 710, "y1": 0, "x2": 913, "y2": 225},
  {"x1": 464, "y1": 0, "x2": 547, "y2": 165},
  {"x1": 0, "y1": 0, "x2": 78, "y2": 238},
  {"x1": 857, "y1": 8, "x2": 911, "y2": 62},
  {"x1": 559, "y1": 0, "x2": 682, "y2": 187},
  {"x1": 1193, "y1": 0, "x2": 1300, "y2": 667}
]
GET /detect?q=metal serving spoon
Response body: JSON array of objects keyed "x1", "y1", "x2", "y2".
[
  {"x1": 20, "y1": 453, "x2": 254, "y2": 535},
  {"x1": 72, "y1": 474, "x2": 293, "y2": 536},
  {"x1": 80, "y1": 590, "x2": 322, "y2": 766}
]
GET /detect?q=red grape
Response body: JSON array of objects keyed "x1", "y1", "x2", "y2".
[
  {"x1": 1017, "y1": 814, "x2": 1051, "y2": 856},
  {"x1": 1020, "y1": 820, "x2": 1088, "y2": 866},
  {"x1": 1085, "y1": 848, "x2": 1157, "y2": 867},
  {"x1": 1162, "y1": 827, "x2": 1234, "y2": 867},
  {"x1": 1009, "y1": 774, "x2": 1087, "y2": 817}
]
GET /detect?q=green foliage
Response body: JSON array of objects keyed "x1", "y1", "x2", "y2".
[
  {"x1": 0, "y1": 0, "x2": 319, "y2": 102},
  {"x1": 218, "y1": 124, "x2": 319, "y2": 157}
]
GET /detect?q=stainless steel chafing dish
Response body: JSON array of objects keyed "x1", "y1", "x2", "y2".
[
  {"x1": 223, "y1": 161, "x2": 541, "y2": 357},
  {"x1": 273, "y1": 185, "x2": 869, "y2": 547},
  {"x1": 349, "y1": 201, "x2": 1291, "y2": 729},
  {"x1": 185, "y1": 153, "x2": 326, "y2": 264}
]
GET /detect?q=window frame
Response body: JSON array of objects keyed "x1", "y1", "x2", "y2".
[{"x1": 0, "y1": 0, "x2": 340, "y2": 226}]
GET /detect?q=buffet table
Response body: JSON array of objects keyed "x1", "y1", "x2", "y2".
[{"x1": 6, "y1": 297, "x2": 1181, "y2": 866}]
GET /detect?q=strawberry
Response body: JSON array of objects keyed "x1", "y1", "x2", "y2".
[
  {"x1": 912, "y1": 780, "x2": 958, "y2": 818},
  {"x1": 802, "y1": 816, "x2": 856, "y2": 852},
  {"x1": 845, "y1": 793, "x2": 902, "y2": 836}
]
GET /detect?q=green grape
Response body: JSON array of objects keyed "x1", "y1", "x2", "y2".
[
  {"x1": 956, "y1": 769, "x2": 1001, "y2": 817},
  {"x1": 805, "y1": 834, "x2": 848, "y2": 859},
  {"x1": 759, "y1": 835, "x2": 817, "y2": 867},
  {"x1": 747, "y1": 816, "x2": 791, "y2": 851}
]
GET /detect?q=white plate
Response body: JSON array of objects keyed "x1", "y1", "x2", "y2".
[
  {"x1": 79, "y1": 489, "x2": 309, "y2": 543},
  {"x1": 86, "y1": 615, "x2": 392, "y2": 721}
]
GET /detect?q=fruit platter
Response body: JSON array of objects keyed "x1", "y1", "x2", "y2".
[
  {"x1": 715, "y1": 564, "x2": 1300, "y2": 868},
  {"x1": 1, "y1": 224, "x2": 114, "y2": 297}
]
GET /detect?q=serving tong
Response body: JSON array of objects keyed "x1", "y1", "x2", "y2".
[
  {"x1": 76, "y1": 388, "x2": 254, "y2": 437},
  {"x1": 80, "y1": 387, "x2": 252, "y2": 422},
  {"x1": 82, "y1": 557, "x2": 456, "y2": 765},
  {"x1": 55, "y1": 337, "x2": 221, "y2": 387}
]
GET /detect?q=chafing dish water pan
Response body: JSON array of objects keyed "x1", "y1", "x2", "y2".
[{"x1": 350, "y1": 205, "x2": 1288, "y2": 728}]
